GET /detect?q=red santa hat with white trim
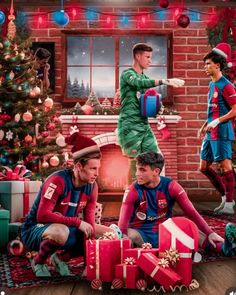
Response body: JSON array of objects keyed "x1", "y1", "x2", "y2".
[
  {"x1": 212, "y1": 42, "x2": 232, "y2": 68},
  {"x1": 65, "y1": 127, "x2": 100, "y2": 160}
]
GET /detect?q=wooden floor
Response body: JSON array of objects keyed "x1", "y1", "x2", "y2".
[{"x1": 11, "y1": 202, "x2": 236, "y2": 295}]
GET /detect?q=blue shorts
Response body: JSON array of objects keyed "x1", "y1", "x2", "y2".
[
  {"x1": 135, "y1": 228, "x2": 159, "y2": 248},
  {"x1": 21, "y1": 223, "x2": 84, "y2": 253},
  {"x1": 200, "y1": 139, "x2": 233, "y2": 162}
]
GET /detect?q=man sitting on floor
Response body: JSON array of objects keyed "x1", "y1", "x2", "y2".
[{"x1": 118, "y1": 151, "x2": 236, "y2": 256}]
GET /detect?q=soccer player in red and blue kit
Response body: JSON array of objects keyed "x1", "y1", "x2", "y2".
[
  {"x1": 199, "y1": 44, "x2": 236, "y2": 214},
  {"x1": 118, "y1": 152, "x2": 236, "y2": 256},
  {"x1": 21, "y1": 132, "x2": 116, "y2": 277}
]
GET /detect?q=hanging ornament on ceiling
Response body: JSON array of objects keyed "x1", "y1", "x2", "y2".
[
  {"x1": 177, "y1": 14, "x2": 190, "y2": 28},
  {"x1": 7, "y1": 0, "x2": 16, "y2": 40},
  {"x1": 159, "y1": 0, "x2": 169, "y2": 8},
  {"x1": 0, "y1": 11, "x2": 6, "y2": 25},
  {"x1": 52, "y1": 10, "x2": 69, "y2": 26}
]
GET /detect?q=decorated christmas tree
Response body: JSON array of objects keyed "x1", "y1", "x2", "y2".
[{"x1": 0, "y1": 5, "x2": 64, "y2": 180}]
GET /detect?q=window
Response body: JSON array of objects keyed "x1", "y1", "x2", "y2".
[{"x1": 65, "y1": 31, "x2": 172, "y2": 103}]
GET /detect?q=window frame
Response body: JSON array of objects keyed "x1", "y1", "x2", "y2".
[{"x1": 61, "y1": 30, "x2": 173, "y2": 106}]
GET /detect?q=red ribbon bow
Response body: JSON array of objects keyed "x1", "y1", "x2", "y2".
[{"x1": 0, "y1": 165, "x2": 32, "y2": 181}]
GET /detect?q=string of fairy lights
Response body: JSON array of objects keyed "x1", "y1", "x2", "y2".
[{"x1": 0, "y1": 0, "x2": 222, "y2": 29}]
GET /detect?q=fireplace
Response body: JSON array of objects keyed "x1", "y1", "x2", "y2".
[{"x1": 60, "y1": 115, "x2": 181, "y2": 200}]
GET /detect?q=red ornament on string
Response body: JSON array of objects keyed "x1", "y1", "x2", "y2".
[
  {"x1": 159, "y1": 0, "x2": 169, "y2": 8},
  {"x1": 8, "y1": 239, "x2": 24, "y2": 256},
  {"x1": 177, "y1": 14, "x2": 190, "y2": 28}
]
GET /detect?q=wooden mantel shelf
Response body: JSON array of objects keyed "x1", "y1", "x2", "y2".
[{"x1": 59, "y1": 114, "x2": 182, "y2": 124}]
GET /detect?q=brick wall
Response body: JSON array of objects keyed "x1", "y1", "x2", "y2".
[{"x1": 15, "y1": 1, "x2": 236, "y2": 201}]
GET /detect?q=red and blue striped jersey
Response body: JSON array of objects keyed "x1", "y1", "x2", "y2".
[
  {"x1": 23, "y1": 169, "x2": 97, "y2": 230},
  {"x1": 206, "y1": 76, "x2": 236, "y2": 140}
]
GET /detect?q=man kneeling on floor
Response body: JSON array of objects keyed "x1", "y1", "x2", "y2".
[
  {"x1": 21, "y1": 131, "x2": 117, "y2": 277},
  {"x1": 118, "y1": 151, "x2": 236, "y2": 256}
]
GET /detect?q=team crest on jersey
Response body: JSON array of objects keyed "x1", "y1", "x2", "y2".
[
  {"x1": 78, "y1": 201, "x2": 87, "y2": 210},
  {"x1": 213, "y1": 91, "x2": 218, "y2": 98},
  {"x1": 136, "y1": 211, "x2": 146, "y2": 220},
  {"x1": 158, "y1": 199, "x2": 167, "y2": 208},
  {"x1": 44, "y1": 183, "x2": 57, "y2": 200}
]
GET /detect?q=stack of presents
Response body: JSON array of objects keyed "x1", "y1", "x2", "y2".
[
  {"x1": 0, "y1": 165, "x2": 41, "y2": 250},
  {"x1": 86, "y1": 216, "x2": 200, "y2": 292}
]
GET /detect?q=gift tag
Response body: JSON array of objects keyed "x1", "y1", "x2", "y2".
[{"x1": 193, "y1": 251, "x2": 202, "y2": 263}]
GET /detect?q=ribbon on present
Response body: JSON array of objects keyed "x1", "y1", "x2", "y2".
[
  {"x1": 124, "y1": 257, "x2": 136, "y2": 265},
  {"x1": 150, "y1": 256, "x2": 169, "y2": 278},
  {"x1": 99, "y1": 231, "x2": 116, "y2": 240},
  {"x1": 164, "y1": 248, "x2": 180, "y2": 265},
  {"x1": 142, "y1": 242, "x2": 152, "y2": 249},
  {"x1": 88, "y1": 239, "x2": 100, "y2": 280},
  {"x1": 0, "y1": 165, "x2": 32, "y2": 181}
]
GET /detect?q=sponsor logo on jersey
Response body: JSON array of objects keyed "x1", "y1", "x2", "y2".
[
  {"x1": 44, "y1": 183, "x2": 57, "y2": 200},
  {"x1": 136, "y1": 211, "x2": 147, "y2": 220}
]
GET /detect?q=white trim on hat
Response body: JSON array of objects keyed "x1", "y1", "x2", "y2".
[
  {"x1": 212, "y1": 48, "x2": 227, "y2": 59},
  {"x1": 73, "y1": 145, "x2": 100, "y2": 159}
]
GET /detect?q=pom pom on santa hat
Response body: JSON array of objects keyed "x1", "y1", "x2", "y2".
[
  {"x1": 65, "y1": 130, "x2": 100, "y2": 160},
  {"x1": 212, "y1": 42, "x2": 232, "y2": 68}
]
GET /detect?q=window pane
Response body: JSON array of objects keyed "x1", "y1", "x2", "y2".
[
  {"x1": 92, "y1": 67, "x2": 115, "y2": 97},
  {"x1": 119, "y1": 36, "x2": 142, "y2": 65},
  {"x1": 144, "y1": 36, "x2": 168, "y2": 65},
  {"x1": 67, "y1": 67, "x2": 90, "y2": 98},
  {"x1": 67, "y1": 36, "x2": 90, "y2": 65},
  {"x1": 92, "y1": 36, "x2": 115, "y2": 65}
]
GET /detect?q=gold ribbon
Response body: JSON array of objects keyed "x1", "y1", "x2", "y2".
[
  {"x1": 164, "y1": 247, "x2": 180, "y2": 265},
  {"x1": 100, "y1": 231, "x2": 116, "y2": 240},
  {"x1": 157, "y1": 258, "x2": 169, "y2": 268},
  {"x1": 142, "y1": 242, "x2": 152, "y2": 249},
  {"x1": 124, "y1": 257, "x2": 136, "y2": 265}
]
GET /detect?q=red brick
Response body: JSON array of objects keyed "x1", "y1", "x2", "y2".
[
  {"x1": 173, "y1": 70, "x2": 186, "y2": 77},
  {"x1": 172, "y1": 87, "x2": 186, "y2": 95},
  {"x1": 187, "y1": 104, "x2": 207, "y2": 111},
  {"x1": 173, "y1": 38, "x2": 187, "y2": 45},
  {"x1": 177, "y1": 138, "x2": 186, "y2": 145},
  {"x1": 174, "y1": 46, "x2": 198, "y2": 53},
  {"x1": 178, "y1": 163, "x2": 199, "y2": 171},
  {"x1": 173, "y1": 54, "x2": 187, "y2": 61},
  {"x1": 176, "y1": 121, "x2": 187, "y2": 128},
  {"x1": 175, "y1": 104, "x2": 187, "y2": 111},
  {"x1": 177, "y1": 147, "x2": 198, "y2": 155},
  {"x1": 174, "y1": 30, "x2": 198, "y2": 37},
  {"x1": 199, "y1": 79, "x2": 209, "y2": 86},
  {"x1": 179, "y1": 181, "x2": 199, "y2": 188},
  {"x1": 187, "y1": 87, "x2": 208, "y2": 95},
  {"x1": 186, "y1": 138, "x2": 202, "y2": 146},
  {"x1": 187, "y1": 37, "x2": 208, "y2": 45},
  {"x1": 198, "y1": 46, "x2": 211, "y2": 54},
  {"x1": 187, "y1": 54, "x2": 203, "y2": 61},
  {"x1": 199, "y1": 181, "x2": 215, "y2": 188},
  {"x1": 187, "y1": 71, "x2": 206, "y2": 78},
  {"x1": 198, "y1": 113, "x2": 207, "y2": 120},
  {"x1": 187, "y1": 121, "x2": 202, "y2": 128},
  {"x1": 187, "y1": 155, "x2": 200, "y2": 163},
  {"x1": 180, "y1": 112, "x2": 198, "y2": 120},
  {"x1": 174, "y1": 62, "x2": 198, "y2": 70},
  {"x1": 188, "y1": 172, "x2": 206, "y2": 180},
  {"x1": 174, "y1": 96, "x2": 197, "y2": 103},
  {"x1": 198, "y1": 96, "x2": 207, "y2": 103}
]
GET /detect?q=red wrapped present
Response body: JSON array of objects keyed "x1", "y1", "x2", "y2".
[
  {"x1": 115, "y1": 257, "x2": 141, "y2": 289},
  {"x1": 124, "y1": 242, "x2": 158, "y2": 261},
  {"x1": 159, "y1": 217, "x2": 199, "y2": 286},
  {"x1": 137, "y1": 252, "x2": 182, "y2": 291},
  {"x1": 86, "y1": 236, "x2": 131, "y2": 282}
]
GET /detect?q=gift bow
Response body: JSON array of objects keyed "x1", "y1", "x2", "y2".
[
  {"x1": 124, "y1": 257, "x2": 136, "y2": 265},
  {"x1": 157, "y1": 258, "x2": 169, "y2": 268},
  {"x1": 142, "y1": 242, "x2": 152, "y2": 249},
  {"x1": 100, "y1": 231, "x2": 116, "y2": 240},
  {"x1": 0, "y1": 165, "x2": 32, "y2": 181},
  {"x1": 164, "y1": 247, "x2": 180, "y2": 265}
]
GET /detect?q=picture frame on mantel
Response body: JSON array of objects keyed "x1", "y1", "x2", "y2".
[{"x1": 31, "y1": 41, "x2": 55, "y2": 93}]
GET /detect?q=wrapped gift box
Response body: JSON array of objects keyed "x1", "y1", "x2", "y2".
[
  {"x1": 115, "y1": 263, "x2": 141, "y2": 289},
  {"x1": 0, "y1": 181, "x2": 42, "y2": 222},
  {"x1": 140, "y1": 93, "x2": 162, "y2": 118},
  {"x1": 124, "y1": 247, "x2": 158, "y2": 261},
  {"x1": 86, "y1": 238, "x2": 131, "y2": 282},
  {"x1": 137, "y1": 253, "x2": 182, "y2": 291},
  {"x1": 159, "y1": 217, "x2": 199, "y2": 286}
]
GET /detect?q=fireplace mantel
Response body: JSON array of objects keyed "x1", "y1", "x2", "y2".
[{"x1": 59, "y1": 115, "x2": 181, "y2": 124}]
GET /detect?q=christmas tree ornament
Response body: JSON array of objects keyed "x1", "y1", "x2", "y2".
[
  {"x1": 29, "y1": 89, "x2": 36, "y2": 97},
  {"x1": 23, "y1": 110, "x2": 33, "y2": 122},
  {"x1": 0, "y1": 11, "x2": 5, "y2": 25},
  {"x1": 0, "y1": 42, "x2": 3, "y2": 48},
  {"x1": 81, "y1": 104, "x2": 93, "y2": 115},
  {"x1": 0, "y1": 129, "x2": 4, "y2": 140},
  {"x1": 159, "y1": 0, "x2": 169, "y2": 8},
  {"x1": 49, "y1": 155, "x2": 60, "y2": 167},
  {"x1": 14, "y1": 113, "x2": 21, "y2": 122},
  {"x1": 42, "y1": 160, "x2": 49, "y2": 169},
  {"x1": 91, "y1": 279, "x2": 102, "y2": 290},
  {"x1": 38, "y1": 97, "x2": 42, "y2": 104},
  {"x1": 47, "y1": 122, "x2": 56, "y2": 131},
  {"x1": 6, "y1": 130, "x2": 13, "y2": 141},
  {"x1": 41, "y1": 131, "x2": 49, "y2": 137},
  {"x1": 56, "y1": 133, "x2": 66, "y2": 147},
  {"x1": 111, "y1": 278, "x2": 123, "y2": 289},
  {"x1": 24, "y1": 134, "x2": 33, "y2": 143},
  {"x1": 101, "y1": 97, "x2": 112, "y2": 109},
  {"x1": 136, "y1": 279, "x2": 147, "y2": 291},
  {"x1": 7, "y1": 0, "x2": 16, "y2": 40},
  {"x1": 44, "y1": 96, "x2": 54, "y2": 108},
  {"x1": 177, "y1": 14, "x2": 190, "y2": 28},
  {"x1": 19, "y1": 51, "x2": 25, "y2": 59},
  {"x1": 8, "y1": 239, "x2": 24, "y2": 256},
  {"x1": 32, "y1": 86, "x2": 41, "y2": 96},
  {"x1": 52, "y1": 10, "x2": 70, "y2": 27}
]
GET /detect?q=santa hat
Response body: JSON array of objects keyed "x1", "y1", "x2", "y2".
[
  {"x1": 65, "y1": 131, "x2": 100, "y2": 160},
  {"x1": 212, "y1": 42, "x2": 232, "y2": 68}
]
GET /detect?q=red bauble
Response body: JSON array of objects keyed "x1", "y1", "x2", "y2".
[
  {"x1": 111, "y1": 278, "x2": 123, "y2": 289},
  {"x1": 8, "y1": 239, "x2": 24, "y2": 256},
  {"x1": 49, "y1": 155, "x2": 60, "y2": 167},
  {"x1": 159, "y1": 0, "x2": 169, "y2": 8},
  {"x1": 47, "y1": 122, "x2": 56, "y2": 131},
  {"x1": 136, "y1": 279, "x2": 147, "y2": 291},
  {"x1": 177, "y1": 14, "x2": 190, "y2": 28},
  {"x1": 41, "y1": 131, "x2": 49, "y2": 137},
  {"x1": 25, "y1": 134, "x2": 33, "y2": 143},
  {"x1": 81, "y1": 104, "x2": 93, "y2": 115},
  {"x1": 91, "y1": 279, "x2": 102, "y2": 290}
]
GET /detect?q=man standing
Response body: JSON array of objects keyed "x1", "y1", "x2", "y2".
[
  {"x1": 21, "y1": 131, "x2": 115, "y2": 277},
  {"x1": 118, "y1": 151, "x2": 236, "y2": 256},
  {"x1": 117, "y1": 43, "x2": 184, "y2": 182},
  {"x1": 199, "y1": 43, "x2": 236, "y2": 214}
]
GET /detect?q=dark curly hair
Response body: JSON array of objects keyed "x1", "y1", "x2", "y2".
[
  {"x1": 203, "y1": 51, "x2": 227, "y2": 71},
  {"x1": 136, "y1": 151, "x2": 164, "y2": 172}
]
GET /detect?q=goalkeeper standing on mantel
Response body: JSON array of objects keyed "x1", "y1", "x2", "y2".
[{"x1": 117, "y1": 43, "x2": 185, "y2": 182}]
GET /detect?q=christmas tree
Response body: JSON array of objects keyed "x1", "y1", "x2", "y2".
[{"x1": 0, "y1": 5, "x2": 64, "y2": 180}]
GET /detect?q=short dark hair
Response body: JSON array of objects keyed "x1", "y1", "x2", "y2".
[
  {"x1": 203, "y1": 51, "x2": 227, "y2": 71},
  {"x1": 75, "y1": 151, "x2": 102, "y2": 167},
  {"x1": 136, "y1": 151, "x2": 164, "y2": 172},
  {"x1": 132, "y1": 43, "x2": 153, "y2": 58},
  {"x1": 35, "y1": 47, "x2": 51, "y2": 60}
]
